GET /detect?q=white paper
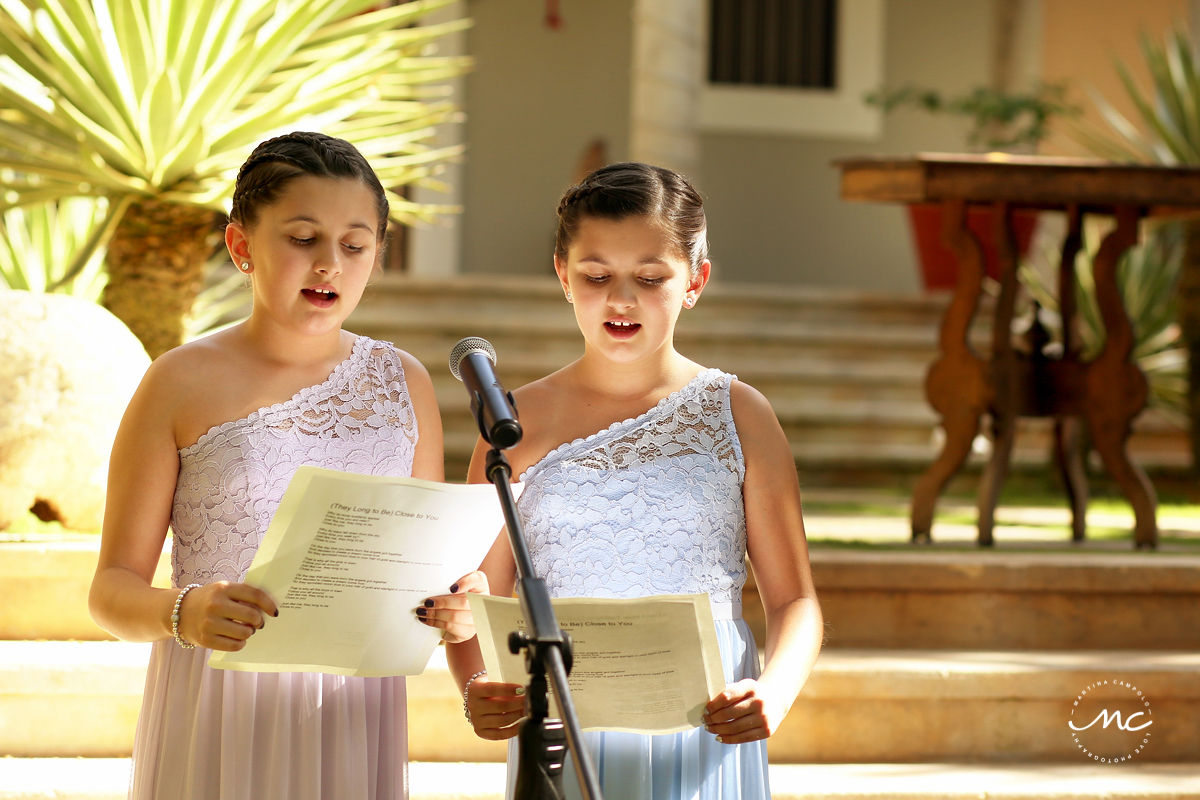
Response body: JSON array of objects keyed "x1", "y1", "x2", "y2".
[
  {"x1": 469, "y1": 593, "x2": 725, "y2": 733},
  {"x1": 209, "y1": 466, "x2": 512, "y2": 677}
]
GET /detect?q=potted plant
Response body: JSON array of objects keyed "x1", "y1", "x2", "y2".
[
  {"x1": 865, "y1": 83, "x2": 1078, "y2": 290},
  {"x1": 1074, "y1": 28, "x2": 1200, "y2": 471}
]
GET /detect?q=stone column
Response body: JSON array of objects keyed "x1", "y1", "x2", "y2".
[{"x1": 629, "y1": 0, "x2": 704, "y2": 181}]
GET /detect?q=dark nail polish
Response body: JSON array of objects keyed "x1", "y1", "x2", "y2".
[
  {"x1": 449, "y1": 583, "x2": 459, "y2": 593},
  {"x1": 423, "y1": 598, "x2": 435, "y2": 608},
  {"x1": 416, "y1": 607, "x2": 427, "y2": 617},
  {"x1": 272, "y1": 610, "x2": 279, "y2": 617}
]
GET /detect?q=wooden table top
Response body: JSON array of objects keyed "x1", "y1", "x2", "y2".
[{"x1": 835, "y1": 152, "x2": 1200, "y2": 211}]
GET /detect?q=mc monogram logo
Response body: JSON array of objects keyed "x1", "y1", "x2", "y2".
[{"x1": 1068, "y1": 680, "x2": 1153, "y2": 764}]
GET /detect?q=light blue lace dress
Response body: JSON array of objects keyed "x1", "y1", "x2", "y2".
[{"x1": 511, "y1": 368, "x2": 769, "y2": 800}]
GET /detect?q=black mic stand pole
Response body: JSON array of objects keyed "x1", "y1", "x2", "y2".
[{"x1": 483, "y1": 446, "x2": 603, "y2": 800}]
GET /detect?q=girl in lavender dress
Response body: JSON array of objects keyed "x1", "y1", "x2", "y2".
[
  {"x1": 433, "y1": 162, "x2": 824, "y2": 799},
  {"x1": 90, "y1": 132, "x2": 482, "y2": 800}
]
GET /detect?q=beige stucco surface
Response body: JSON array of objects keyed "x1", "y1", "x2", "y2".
[{"x1": 455, "y1": 0, "x2": 1195, "y2": 290}]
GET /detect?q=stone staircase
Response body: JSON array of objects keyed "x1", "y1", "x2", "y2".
[
  {"x1": 348, "y1": 274, "x2": 1190, "y2": 489},
  {"x1": 3, "y1": 277, "x2": 1197, "y2": 799},
  {"x1": 2, "y1": 538, "x2": 1199, "y2": 798}
]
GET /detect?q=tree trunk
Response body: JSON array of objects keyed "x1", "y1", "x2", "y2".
[
  {"x1": 1181, "y1": 219, "x2": 1200, "y2": 473},
  {"x1": 102, "y1": 200, "x2": 219, "y2": 359}
]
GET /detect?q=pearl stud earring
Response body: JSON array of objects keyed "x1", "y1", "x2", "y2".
[{"x1": 239, "y1": 262, "x2": 251, "y2": 273}]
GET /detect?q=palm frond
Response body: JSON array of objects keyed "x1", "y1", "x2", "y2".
[
  {"x1": 0, "y1": 197, "x2": 110, "y2": 298},
  {"x1": 1078, "y1": 30, "x2": 1200, "y2": 166},
  {"x1": 0, "y1": 0, "x2": 470, "y2": 223}
]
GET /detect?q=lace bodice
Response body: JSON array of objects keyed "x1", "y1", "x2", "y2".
[
  {"x1": 517, "y1": 369, "x2": 747, "y2": 605},
  {"x1": 170, "y1": 336, "x2": 418, "y2": 585}
]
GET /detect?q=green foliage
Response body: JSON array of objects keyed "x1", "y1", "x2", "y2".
[
  {"x1": 1075, "y1": 29, "x2": 1200, "y2": 164},
  {"x1": 0, "y1": 195, "x2": 248, "y2": 336},
  {"x1": 1020, "y1": 222, "x2": 1185, "y2": 422},
  {"x1": 0, "y1": 197, "x2": 110, "y2": 298},
  {"x1": 1066, "y1": 27, "x2": 1199, "y2": 429},
  {"x1": 0, "y1": 0, "x2": 470, "y2": 275},
  {"x1": 865, "y1": 82, "x2": 1078, "y2": 150}
]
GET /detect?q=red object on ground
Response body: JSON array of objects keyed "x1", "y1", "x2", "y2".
[{"x1": 907, "y1": 203, "x2": 1039, "y2": 290}]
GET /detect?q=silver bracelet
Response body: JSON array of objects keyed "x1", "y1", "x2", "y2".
[
  {"x1": 171, "y1": 583, "x2": 203, "y2": 649},
  {"x1": 463, "y1": 670, "x2": 488, "y2": 724}
]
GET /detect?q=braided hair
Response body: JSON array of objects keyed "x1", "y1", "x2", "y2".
[
  {"x1": 229, "y1": 132, "x2": 389, "y2": 241},
  {"x1": 554, "y1": 162, "x2": 708, "y2": 276}
]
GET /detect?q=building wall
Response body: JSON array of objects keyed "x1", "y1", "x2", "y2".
[
  {"x1": 453, "y1": 0, "x2": 1197, "y2": 290},
  {"x1": 699, "y1": 0, "x2": 994, "y2": 291},
  {"x1": 1040, "y1": 0, "x2": 1191, "y2": 157},
  {"x1": 459, "y1": 0, "x2": 634, "y2": 277}
]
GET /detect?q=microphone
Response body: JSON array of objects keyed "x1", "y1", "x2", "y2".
[{"x1": 449, "y1": 337, "x2": 523, "y2": 449}]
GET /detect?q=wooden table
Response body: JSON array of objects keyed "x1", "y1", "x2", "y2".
[{"x1": 836, "y1": 153, "x2": 1200, "y2": 549}]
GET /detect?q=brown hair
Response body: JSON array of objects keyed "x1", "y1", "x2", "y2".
[
  {"x1": 229, "y1": 132, "x2": 389, "y2": 241},
  {"x1": 554, "y1": 162, "x2": 708, "y2": 275}
]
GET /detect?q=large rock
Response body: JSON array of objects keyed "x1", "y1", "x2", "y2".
[{"x1": 0, "y1": 291, "x2": 150, "y2": 531}]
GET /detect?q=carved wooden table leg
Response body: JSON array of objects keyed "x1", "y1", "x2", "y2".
[
  {"x1": 1081, "y1": 206, "x2": 1158, "y2": 548},
  {"x1": 1055, "y1": 206, "x2": 1088, "y2": 542},
  {"x1": 911, "y1": 199, "x2": 991, "y2": 543},
  {"x1": 977, "y1": 202, "x2": 1019, "y2": 546},
  {"x1": 1054, "y1": 417, "x2": 1088, "y2": 541}
]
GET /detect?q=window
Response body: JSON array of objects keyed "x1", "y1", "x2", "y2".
[
  {"x1": 709, "y1": 0, "x2": 837, "y2": 90},
  {"x1": 700, "y1": 0, "x2": 884, "y2": 138}
]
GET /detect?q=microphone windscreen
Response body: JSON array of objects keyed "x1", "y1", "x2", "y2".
[{"x1": 449, "y1": 336, "x2": 498, "y2": 381}]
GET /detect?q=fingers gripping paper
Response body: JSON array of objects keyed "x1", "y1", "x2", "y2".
[
  {"x1": 209, "y1": 466, "x2": 513, "y2": 677},
  {"x1": 469, "y1": 593, "x2": 725, "y2": 733}
]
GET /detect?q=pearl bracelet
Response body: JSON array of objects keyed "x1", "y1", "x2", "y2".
[
  {"x1": 171, "y1": 584, "x2": 202, "y2": 649},
  {"x1": 463, "y1": 670, "x2": 488, "y2": 724}
]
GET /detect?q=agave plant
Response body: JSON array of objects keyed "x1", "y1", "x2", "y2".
[
  {"x1": 1019, "y1": 221, "x2": 1186, "y2": 423},
  {"x1": 1074, "y1": 29, "x2": 1200, "y2": 164},
  {"x1": 2, "y1": 196, "x2": 250, "y2": 344},
  {"x1": 0, "y1": 197, "x2": 110, "y2": 299},
  {"x1": 1074, "y1": 28, "x2": 1200, "y2": 469},
  {"x1": 0, "y1": 0, "x2": 469, "y2": 357}
]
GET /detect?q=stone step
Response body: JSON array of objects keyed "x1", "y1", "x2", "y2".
[
  {"x1": 5, "y1": 642, "x2": 1197, "y2": 763},
  {"x1": 357, "y1": 321, "x2": 949, "y2": 374},
  {"x1": 8, "y1": 542, "x2": 1198, "y2": 648},
  {"x1": 750, "y1": 550, "x2": 1200, "y2": 651},
  {"x1": 11, "y1": 542, "x2": 1198, "y2": 649},
  {"x1": 350, "y1": 279, "x2": 962, "y2": 371},
  {"x1": 351, "y1": 275, "x2": 1187, "y2": 489},
  {"x1": 427, "y1": 358, "x2": 933, "y2": 406},
  {"x1": 434, "y1": 383, "x2": 1185, "y2": 452},
  {"x1": 442, "y1": 432, "x2": 1191, "y2": 488},
  {"x1": 0, "y1": 538, "x2": 171, "y2": 641},
  {"x1": 355, "y1": 274, "x2": 962, "y2": 328},
  {"x1": 2, "y1": 759, "x2": 1197, "y2": 800}
]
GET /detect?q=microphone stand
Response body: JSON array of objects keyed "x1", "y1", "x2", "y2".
[{"x1": 483, "y1": 446, "x2": 604, "y2": 800}]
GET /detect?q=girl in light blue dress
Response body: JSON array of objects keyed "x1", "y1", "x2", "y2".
[{"x1": 437, "y1": 162, "x2": 823, "y2": 799}]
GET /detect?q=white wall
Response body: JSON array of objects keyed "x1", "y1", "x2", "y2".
[
  {"x1": 456, "y1": 0, "x2": 999, "y2": 290},
  {"x1": 458, "y1": 0, "x2": 634, "y2": 277},
  {"x1": 699, "y1": 0, "x2": 996, "y2": 291}
]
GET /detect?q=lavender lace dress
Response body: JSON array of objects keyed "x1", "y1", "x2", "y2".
[
  {"x1": 509, "y1": 369, "x2": 769, "y2": 800},
  {"x1": 129, "y1": 336, "x2": 418, "y2": 800}
]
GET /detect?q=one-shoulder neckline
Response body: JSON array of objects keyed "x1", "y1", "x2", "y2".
[
  {"x1": 179, "y1": 335, "x2": 370, "y2": 457},
  {"x1": 520, "y1": 367, "x2": 724, "y2": 481}
]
